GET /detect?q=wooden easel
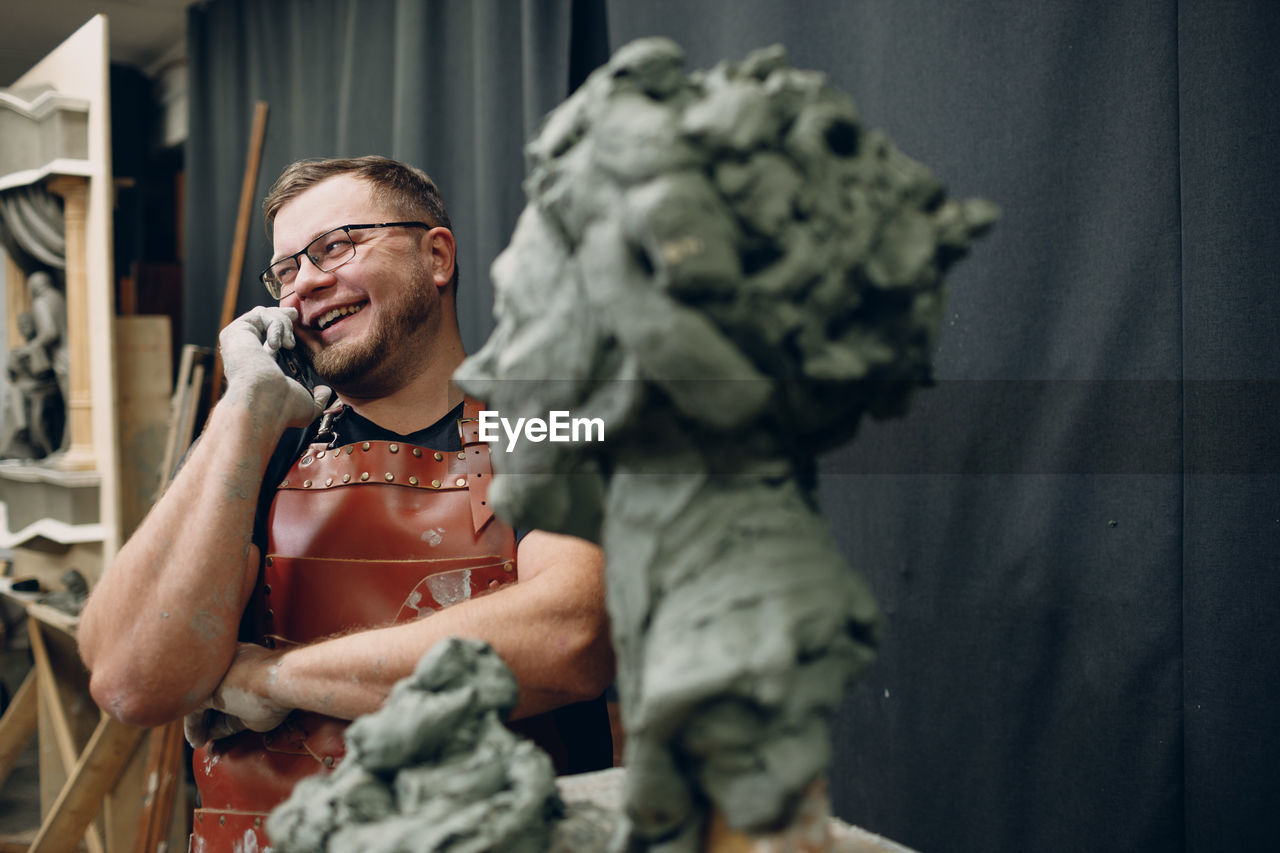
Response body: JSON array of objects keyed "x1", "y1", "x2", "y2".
[{"x1": 0, "y1": 589, "x2": 144, "y2": 853}]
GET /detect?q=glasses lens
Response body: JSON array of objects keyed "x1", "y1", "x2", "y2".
[
  {"x1": 265, "y1": 259, "x2": 299, "y2": 297},
  {"x1": 309, "y1": 228, "x2": 356, "y2": 272}
]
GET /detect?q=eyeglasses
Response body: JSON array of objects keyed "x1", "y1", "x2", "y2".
[{"x1": 259, "y1": 221, "x2": 431, "y2": 299}]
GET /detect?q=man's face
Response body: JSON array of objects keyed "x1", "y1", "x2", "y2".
[{"x1": 273, "y1": 174, "x2": 438, "y2": 392}]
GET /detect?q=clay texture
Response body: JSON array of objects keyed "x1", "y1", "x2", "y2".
[
  {"x1": 267, "y1": 637, "x2": 561, "y2": 852},
  {"x1": 456, "y1": 38, "x2": 994, "y2": 851}
]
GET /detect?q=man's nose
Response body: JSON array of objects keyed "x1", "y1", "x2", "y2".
[{"x1": 289, "y1": 255, "x2": 336, "y2": 300}]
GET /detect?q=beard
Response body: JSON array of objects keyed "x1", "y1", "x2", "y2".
[{"x1": 306, "y1": 272, "x2": 436, "y2": 393}]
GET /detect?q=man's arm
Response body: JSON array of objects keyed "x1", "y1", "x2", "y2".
[
  {"x1": 186, "y1": 529, "x2": 613, "y2": 743},
  {"x1": 78, "y1": 307, "x2": 327, "y2": 727}
]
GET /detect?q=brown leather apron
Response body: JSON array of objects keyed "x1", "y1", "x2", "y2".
[{"x1": 190, "y1": 400, "x2": 546, "y2": 851}]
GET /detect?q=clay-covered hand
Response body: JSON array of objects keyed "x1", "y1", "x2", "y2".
[
  {"x1": 183, "y1": 642, "x2": 291, "y2": 748},
  {"x1": 218, "y1": 305, "x2": 330, "y2": 428}
]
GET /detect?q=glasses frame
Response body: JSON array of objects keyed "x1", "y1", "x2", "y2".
[{"x1": 259, "y1": 221, "x2": 432, "y2": 299}]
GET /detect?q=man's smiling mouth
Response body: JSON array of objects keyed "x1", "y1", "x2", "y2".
[{"x1": 316, "y1": 303, "x2": 365, "y2": 331}]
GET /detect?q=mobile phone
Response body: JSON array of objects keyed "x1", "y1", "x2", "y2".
[{"x1": 275, "y1": 345, "x2": 317, "y2": 392}]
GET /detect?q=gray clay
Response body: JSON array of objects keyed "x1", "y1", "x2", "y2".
[
  {"x1": 456, "y1": 38, "x2": 995, "y2": 851},
  {"x1": 267, "y1": 637, "x2": 561, "y2": 852}
]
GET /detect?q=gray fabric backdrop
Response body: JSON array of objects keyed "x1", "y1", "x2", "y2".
[{"x1": 184, "y1": 2, "x2": 1279, "y2": 850}]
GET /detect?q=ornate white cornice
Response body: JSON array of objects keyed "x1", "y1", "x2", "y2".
[{"x1": 0, "y1": 85, "x2": 91, "y2": 190}]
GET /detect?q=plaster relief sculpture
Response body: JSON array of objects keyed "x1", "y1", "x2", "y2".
[
  {"x1": 1, "y1": 270, "x2": 68, "y2": 459},
  {"x1": 456, "y1": 38, "x2": 996, "y2": 851}
]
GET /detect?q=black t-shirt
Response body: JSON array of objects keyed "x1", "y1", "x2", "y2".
[{"x1": 252, "y1": 401, "x2": 613, "y2": 773}]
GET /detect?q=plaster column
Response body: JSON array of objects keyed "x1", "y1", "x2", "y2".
[{"x1": 45, "y1": 175, "x2": 95, "y2": 471}]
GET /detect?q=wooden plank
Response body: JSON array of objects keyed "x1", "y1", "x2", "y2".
[
  {"x1": 209, "y1": 100, "x2": 270, "y2": 405},
  {"x1": 130, "y1": 721, "x2": 183, "y2": 853},
  {"x1": 0, "y1": 670, "x2": 37, "y2": 787},
  {"x1": 27, "y1": 618, "x2": 104, "y2": 853},
  {"x1": 158, "y1": 344, "x2": 198, "y2": 490},
  {"x1": 27, "y1": 715, "x2": 144, "y2": 853},
  {"x1": 115, "y1": 316, "x2": 174, "y2": 540}
]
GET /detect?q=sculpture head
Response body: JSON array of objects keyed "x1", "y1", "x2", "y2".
[{"x1": 457, "y1": 38, "x2": 996, "y2": 540}]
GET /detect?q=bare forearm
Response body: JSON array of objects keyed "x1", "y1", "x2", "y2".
[
  {"x1": 253, "y1": 556, "x2": 613, "y2": 722},
  {"x1": 79, "y1": 391, "x2": 284, "y2": 723}
]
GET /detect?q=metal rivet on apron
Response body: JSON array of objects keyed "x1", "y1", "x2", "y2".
[
  {"x1": 431, "y1": 479, "x2": 441, "y2": 489},
  {"x1": 413, "y1": 448, "x2": 422, "y2": 458},
  {"x1": 434, "y1": 451, "x2": 443, "y2": 461},
  {"x1": 362, "y1": 442, "x2": 371, "y2": 451},
  {"x1": 303, "y1": 480, "x2": 312, "y2": 488},
  {"x1": 360, "y1": 472, "x2": 370, "y2": 481},
  {"x1": 254, "y1": 817, "x2": 263, "y2": 828},
  {"x1": 342, "y1": 473, "x2": 351, "y2": 483},
  {"x1": 385, "y1": 472, "x2": 394, "y2": 482},
  {"x1": 503, "y1": 561, "x2": 514, "y2": 573},
  {"x1": 323, "y1": 755, "x2": 335, "y2": 768},
  {"x1": 301, "y1": 456, "x2": 313, "y2": 466},
  {"x1": 281, "y1": 479, "x2": 290, "y2": 487},
  {"x1": 457, "y1": 451, "x2": 466, "y2": 460},
  {"x1": 325, "y1": 477, "x2": 334, "y2": 487},
  {"x1": 389, "y1": 444, "x2": 399, "y2": 453},
  {"x1": 455, "y1": 477, "x2": 466, "y2": 487},
  {"x1": 265, "y1": 557, "x2": 273, "y2": 567},
  {"x1": 409, "y1": 476, "x2": 419, "y2": 486},
  {"x1": 263, "y1": 584, "x2": 271, "y2": 594},
  {"x1": 317, "y1": 450, "x2": 326, "y2": 459},
  {"x1": 345, "y1": 446, "x2": 354, "y2": 455},
  {"x1": 219, "y1": 816, "x2": 226, "y2": 826}
]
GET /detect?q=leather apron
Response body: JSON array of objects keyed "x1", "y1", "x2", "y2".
[{"x1": 191, "y1": 400, "x2": 540, "y2": 851}]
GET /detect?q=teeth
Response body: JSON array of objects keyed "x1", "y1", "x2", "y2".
[{"x1": 317, "y1": 303, "x2": 363, "y2": 330}]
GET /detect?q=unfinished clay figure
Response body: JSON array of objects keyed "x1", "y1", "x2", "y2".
[
  {"x1": 456, "y1": 38, "x2": 995, "y2": 850},
  {"x1": 267, "y1": 637, "x2": 561, "y2": 852}
]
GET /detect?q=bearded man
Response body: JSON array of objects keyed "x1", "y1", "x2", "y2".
[{"x1": 78, "y1": 156, "x2": 614, "y2": 850}]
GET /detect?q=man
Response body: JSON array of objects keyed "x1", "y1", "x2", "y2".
[{"x1": 78, "y1": 156, "x2": 614, "y2": 848}]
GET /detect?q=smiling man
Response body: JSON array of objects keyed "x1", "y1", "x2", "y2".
[{"x1": 77, "y1": 156, "x2": 615, "y2": 850}]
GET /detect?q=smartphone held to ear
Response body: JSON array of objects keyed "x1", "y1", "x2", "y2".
[{"x1": 276, "y1": 346, "x2": 316, "y2": 392}]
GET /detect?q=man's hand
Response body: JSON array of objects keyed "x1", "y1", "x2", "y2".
[
  {"x1": 219, "y1": 306, "x2": 330, "y2": 429},
  {"x1": 183, "y1": 642, "x2": 290, "y2": 748}
]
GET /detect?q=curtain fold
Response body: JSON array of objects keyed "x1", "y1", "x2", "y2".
[{"x1": 0, "y1": 186, "x2": 65, "y2": 271}]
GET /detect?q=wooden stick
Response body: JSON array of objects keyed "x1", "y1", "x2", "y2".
[
  {"x1": 130, "y1": 720, "x2": 184, "y2": 853},
  {"x1": 0, "y1": 669, "x2": 37, "y2": 787},
  {"x1": 28, "y1": 715, "x2": 144, "y2": 853},
  {"x1": 209, "y1": 100, "x2": 270, "y2": 406},
  {"x1": 28, "y1": 617, "x2": 106, "y2": 853}
]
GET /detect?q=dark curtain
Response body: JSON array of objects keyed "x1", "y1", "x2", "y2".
[
  {"x1": 186, "y1": 1, "x2": 1279, "y2": 851},
  {"x1": 185, "y1": 0, "x2": 589, "y2": 353}
]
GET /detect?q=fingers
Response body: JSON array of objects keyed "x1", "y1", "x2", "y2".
[
  {"x1": 262, "y1": 310, "x2": 298, "y2": 354},
  {"x1": 206, "y1": 712, "x2": 250, "y2": 741},
  {"x1": 311, "y1": 385, "x2": 334, "y2": 410},
  {"x1": 184, "y1": 707, "x2": 251, "y2": 747},
  {"x1": 183, "y1": 710, "x2": 210, "y2": 749}
]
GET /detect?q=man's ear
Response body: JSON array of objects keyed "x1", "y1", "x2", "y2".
[{"x1": 426, "y1": 227, "x2": 456, "y2": 290}]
